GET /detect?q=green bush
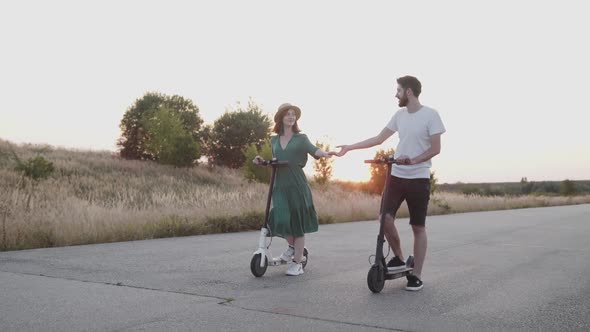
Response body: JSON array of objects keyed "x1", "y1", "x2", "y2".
[
  {"x1": 14, "y1": 154, "x2": 55, "y2": 181},
  {"x1": 204, "y1": 100, "x2": 272, "y2": 168},
  {"x1": 243, "y1": 141, "x2": 272, "y2": 183},
  {"x1": 142, "y1": 107, "x2": 201, "y2": 167},
  {"x1": 118, "y1": 92, "x2": 204, "y2": 160}
]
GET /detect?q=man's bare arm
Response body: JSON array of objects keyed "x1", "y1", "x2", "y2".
[{"x1": 333, "y1": 127, "x2": 395, "y2": 156}]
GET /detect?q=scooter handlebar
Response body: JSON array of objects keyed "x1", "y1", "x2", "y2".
[
  {"x1": 257, "y1": 158, "x2": 289, "y2": 166},
  {"x1": 364, "y1": 157, "x2": 398, "y2": 164}
]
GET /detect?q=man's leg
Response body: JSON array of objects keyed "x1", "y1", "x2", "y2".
[
  {"x1": 406, "y1": 178, "x2": 430, "y2": 280},
  {"x1": 382, "y1": 176, "x2": 405, "y2": 260},
  {"x1": 411, "y1": 225, "x2": 427, "y2": 278},
  {"x1": 384, "y1": 214, "x2": 403, "y2": 260}
]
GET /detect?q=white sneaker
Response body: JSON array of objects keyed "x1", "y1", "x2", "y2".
[
  {"x1": 286, "y1": 261, "x2": 304, "y2": 276},
  {"x1": 279, "y1": 246, "x2": 295, "y2": 262}
]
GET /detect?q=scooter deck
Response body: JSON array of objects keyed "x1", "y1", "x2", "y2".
[
  {"x1": 385, "y1": 267, "x2": 413, "y2": 280},
  {"x1": 268, "y1": 259, "x2": 289, "y2": 266},
  {"x1": 268, "y1": 257, "x2": 307, "y2": 266}
]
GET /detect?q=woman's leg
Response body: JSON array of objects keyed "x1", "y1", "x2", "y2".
[
  {"x1": 286, "y1": 235, "x2": 294, "y2": 246},
  {"x1": 293, "y1": 236, "x2": 305, "y2": 263},
  {"x1": 279, "y1": 236, "x2": 295, "y2": 262}
]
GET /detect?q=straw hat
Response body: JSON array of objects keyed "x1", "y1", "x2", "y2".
[{"x1": 274, "y1": 103, "x2": 301, "y2": 123}]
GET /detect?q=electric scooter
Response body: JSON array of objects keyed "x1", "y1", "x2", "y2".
[
  {"x1": 365, "y1": 156, "x2": 414, "y2": 293},
  {"x1": 250, "y1": 158, "x2": 309, "y2": 277}
]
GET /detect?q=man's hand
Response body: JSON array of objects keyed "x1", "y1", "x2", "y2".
[
  {"x1": 331, "y1": 145, "x2": 350, "y2": 157},
  {"x1": 396, "y1": 155, "x2": 414, "y2": 165}
]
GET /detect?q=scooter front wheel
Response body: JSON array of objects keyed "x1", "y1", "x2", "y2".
[
  {"x1": 250, "y1": 253, "x2": 268, "y2": 277},
  {"x1": 367, "y1": 264, "x2": 385, "y2": 293}
]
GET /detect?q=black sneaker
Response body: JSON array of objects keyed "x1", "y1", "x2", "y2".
[
  {"x1": 386, "y1": 256, "x2": 405, "y2": 271},
  {"x1": 406, "y1": 275, "x2": 423, "y2": 291}
]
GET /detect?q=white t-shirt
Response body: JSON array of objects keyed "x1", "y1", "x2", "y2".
[{"x1": 386, "y1": 106, "x2": 446, "y2": 179}]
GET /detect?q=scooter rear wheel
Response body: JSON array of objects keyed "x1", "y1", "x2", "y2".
[
  {"x1": 367, "y1": 264, "x2": 385, "y2": 293},
  {"x1": 406, "y1": 255, "x2": 414, "y2": 268},
  {"x1": 250, "y1": 253, "x2": 268, "y2": 277}
]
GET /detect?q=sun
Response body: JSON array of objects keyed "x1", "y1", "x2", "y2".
[{"x1": 305, "y1": 156, "x2": 372, "y2": 183}]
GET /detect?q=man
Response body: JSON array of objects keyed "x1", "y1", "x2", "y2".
[{"x1": 332, "y1": 76, "x2": 445, "y2": 291}]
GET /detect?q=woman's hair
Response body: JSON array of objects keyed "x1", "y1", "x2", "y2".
[{"x1": 273, "y1": 121, "x2": 301, "y2": 134}]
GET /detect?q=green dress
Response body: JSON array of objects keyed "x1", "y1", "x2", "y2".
[{"x1": 268, "y1": 133, "x2": 320, "y2": 238}]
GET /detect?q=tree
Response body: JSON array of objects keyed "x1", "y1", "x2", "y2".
[
  {"x1": 560, "y1": 179, "x2": 577, "y2": 196},
  {"x1": 243, "y1": 140, "x2": 273, "y2": 183},
  {"x1": 367, "y1": 148, "x2": 395, "y2": 194},
  {"x1": 430, "y1": 171, "x2": 438, "y2": 196},
  {"x1": 117, "y1": 92, "x2": 204, "y2": 160},
  {"x1": 313, "y1": 140, "x2": 333, "y2": 185},
  {"x1": 142, "y1": 108, "x2": 200, "y2": 167},
  {"x1": 520, "y1": 177, "x2": 534, "y2": 195},
  {"x1": 205, "y1": 100, "x2": 272, "y2": 168}
]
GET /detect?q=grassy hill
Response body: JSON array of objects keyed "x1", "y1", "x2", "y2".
[
  {"x1": 0, "y1": 139, "x2": 382, "y2": 250},
  {"x1": 439, "y1": 180, "x2": 590, "y2": 196},
  {"x1": 2, "y1": 138, "x2": 589, "y2": 251}
]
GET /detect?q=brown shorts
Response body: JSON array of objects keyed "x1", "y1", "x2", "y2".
[{"x1": 381, "y1": 176, "x2": 430, "y2": 226}]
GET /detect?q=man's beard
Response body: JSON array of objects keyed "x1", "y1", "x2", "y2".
[{"x1": 398, "y1": 95, "x2": 408, "y2": 107}]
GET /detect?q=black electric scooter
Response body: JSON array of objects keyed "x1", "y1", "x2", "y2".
[
  {"x1": 250, "y1": 158, "x2": 309, "y2": 277},
  {"x1": 365, "y1": 156, "x2": 414, "y2": 293}
]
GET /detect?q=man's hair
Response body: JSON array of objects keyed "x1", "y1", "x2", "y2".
[{"x1": 397, "y1": 76, "x2": 422, "y2": 97}]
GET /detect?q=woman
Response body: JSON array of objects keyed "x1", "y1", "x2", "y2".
[{"x1": 254, "y1": 103, "x2": 331, "y2": 276}]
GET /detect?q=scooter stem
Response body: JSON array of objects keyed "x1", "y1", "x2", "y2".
[
  {"x1": 375, "y1": 162, "x2": 394, "y2": 264},
  {"x1": 258, "y1": 228, "x2": 269, "y2": 249},
  {"x1": 264, "y1": 161, "x2": 278, "y2": 229}
]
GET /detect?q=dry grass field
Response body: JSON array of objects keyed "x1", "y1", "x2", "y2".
[{"x1": 2, "y1": 139, "x2": 589, "y2": 251}]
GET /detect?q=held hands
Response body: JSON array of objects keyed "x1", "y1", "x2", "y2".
[{"x1": 330, "y1": 145, "x2": 350, "y2": 157}]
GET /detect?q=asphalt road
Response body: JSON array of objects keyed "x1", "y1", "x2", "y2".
[{"x1": 1, "y1": 204, "x2": 589, "y2": 331}]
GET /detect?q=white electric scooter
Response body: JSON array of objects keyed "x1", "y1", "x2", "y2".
[{"x1": 250, "y1": 158, "x2": 308, "y2": 277}]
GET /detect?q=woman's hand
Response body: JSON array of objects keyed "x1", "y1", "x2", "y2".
[
  {"x1": 253, "y1": 156, "x2": 263, "y2": 165},
  {"x1": 315, "y1": 150, "x2": 332, "y2": 158}
]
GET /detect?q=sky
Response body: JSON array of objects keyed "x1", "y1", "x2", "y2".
[{"x1": 1, "y1": 1, "x2": 589, "y2": 184}]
